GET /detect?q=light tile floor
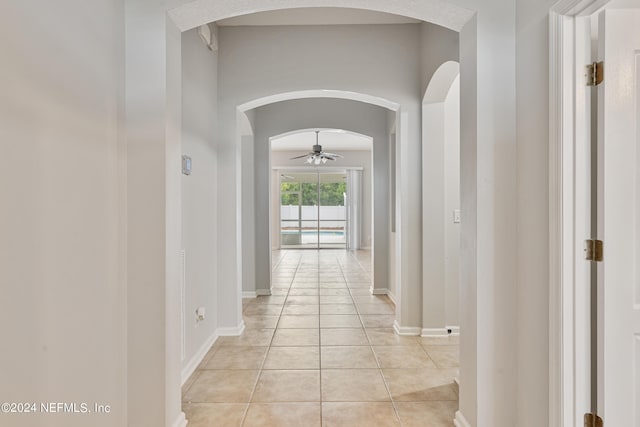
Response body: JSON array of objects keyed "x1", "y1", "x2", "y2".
[{"x1": 182, "y1": 250, "x2": 459, "y2": 426}]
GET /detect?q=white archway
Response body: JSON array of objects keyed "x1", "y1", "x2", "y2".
[
  {"x1": 239, "y1": 94, "x2": 397, "y2": 306},
  {"x1": 422, "y1": 61, "x2": 461, "y2": 337},
  {"x1": 168, "y1": 0, "x2": 474, "y2": 32},
  {"x1": 124, "y1": 1, "x2": 492, "y2": 426}
]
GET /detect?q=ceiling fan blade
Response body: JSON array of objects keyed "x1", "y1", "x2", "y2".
[
  {"x1": 289, "y1": 153, "x2": 312, "y2": 159},
  {"x1": 322, "y1": 155, "x2": 336, "y2": 161},
  {"x1": 322, "y1": 152, "x2": 343, "y2": 158}
]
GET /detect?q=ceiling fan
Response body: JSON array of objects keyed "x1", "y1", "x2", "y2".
[{"x1": 290, "y1": 130, "x2": 343, "y2": 165}]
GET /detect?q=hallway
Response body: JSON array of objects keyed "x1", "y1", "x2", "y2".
[{"x1": 182, "y1": 250, "x2": 459, "y2": 426}]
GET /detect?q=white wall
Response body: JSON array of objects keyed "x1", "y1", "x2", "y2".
[
  {"x1": 387, "y1": 112, "x2": 398, "y2": 302},
  {"x1": 0, "y1": 1, "x2": 126, "y2": 426},
  {"x1": 444, "y1": 77, "x2": 460, "y2": 328},
  {"x1": 271, "y1": 149, "x2": 372, "y2": 248},
  {"x1": 516, "y1": 0, "x2": 556, "y2": 425},
  {"x1": 180, "y1": 28, "x2": 218, "y2": 377},
  {"x1": 420, "y1": 22, "x2": 460, "y2": 93},
  {"x1": 218, "y1": 24, "x2": 423, "y2": 325}
]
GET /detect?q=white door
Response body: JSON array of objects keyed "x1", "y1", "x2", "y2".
[{"x1": 597, "y1": 8, "x2": 640, "y2": 426}]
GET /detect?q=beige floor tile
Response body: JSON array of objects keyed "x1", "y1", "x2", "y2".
[
  {"x1": 423, "y1": 345, "x2": 459, "y2": 368},
  {"x1": 356, "y1": 303, "x2": 395, "y2": 315},
  {"x1": 381, "y1": 368, "x2": 458, "y2": 401},
  {"x1": 183, "y1": 403, "x2": 247, "y2": 427},
  {"x1": 320, "y1": 314, "x2": 362, "y2": 328},
  {"x1": 320, "y1": 346, "x2": 378, "y2": 368},
  {"x1": 183, "y1": 370, "x2": 259, "y2": 403},
  {"x1": 320, "y1": 275, "x2": 344, "y2": 281},
  {"x1": 288, "y1": 288, "x2": 319, "y2": 296},
  {"x1": 321, "y1": 369, "x2": 390, "y2": 401},
  {"x1": 282, "y1": 304, "x2": 320, "y2": 315},
  {"x1": 352, "y1": 295, "x2": 393, "y2": 304},
  {"x1": 216, "y1": 329, "x2": 275, "y2": 347},
  {"x1": 278, "y1": 315, "x2": 319, "y2": 329},
  {"x1": 419, "y1": 335, "x2": 460, "y2": 347},
  {"x1": 204, "y1": 346, "x2": 268, "y2": 370},
  {"x1": 346, "y1": 281, "x2": 371, "y2": 288},
  {"x1": 243, "y1": 402, "x2": 321, "y2": 427},
  {"x1": 319, "y1": 288, "x2": 350, "y2": 296},
  {"x1": 252, "y1": 296, "x2": 287, "y2": 305},
  {"x1": 319, "y1": 282, "x2": 348, "y2": 289},
  {"x1": 285, "y1": 295, "x2": 319, "y2": 305},
  {"x1": 394, "y1": 401, "x2": 458, "y2": 427},
  {"x1": 319, "y1": 295, "x2": 353, "y2": 304},
  {"x1": 252, "y1": 370, "x2": 321, "y2": 402},
  {"x1": 349, "y1": 288, "x2": 373, "y2": 296},
  {"x1": 320, "y1": 304, "x2": 357, "y2": 315},
  {"x1": 272, "y1": 328, "x2": 320, "y2": 346},
  {"x1": 182, "y1": 370, "x2": 201, "y2": 396},
  {"x1": 320, "y1": 328, "x2": 369, "y2": 346},
  {"x1": 372, "y1": 346, "x2": 436, "y2": 369},
  {"x1": 244, "y1": 315, "x2": 279, "y2": 329},
  {"x1": 291, "y1": 282, "x2": 319, "y2": 289},
  {"x1": 360, "y1": 315, "x2": 396, "y2": 328},
  {"x1": 263, "y1": 346, "x2": 320, "y2": 370},
  {"x1": 321, "y1": 402, "x2": 400, "y2": 427},
  {"x1": 270, "y1": 289, "x2": 289, "y2": 296},
  {"x1": 366, "y1": 328, "x2": 420, "y2": 346},
  {"x1": 243, "y1": 304, "x2": 283, "y2": 316}
]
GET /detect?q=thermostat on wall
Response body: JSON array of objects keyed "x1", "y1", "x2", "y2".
[{"x1": 182, "y1": 155, "x2": 192, "y2": 175}]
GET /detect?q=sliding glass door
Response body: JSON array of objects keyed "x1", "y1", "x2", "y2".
[
  {"x1": 318, "y1": 173, "x2": 347, "y2": 248},
  {"x1": 280, "y1": 171, "x2": 346, "y2": 249}
]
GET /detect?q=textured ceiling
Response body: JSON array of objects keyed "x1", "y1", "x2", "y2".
[
  {"x1": 217, "y1": 8, "x2": 420, "y2": 26},
  {"x1": 271, "y1": 130, "x2": 372, "y2": 152}
]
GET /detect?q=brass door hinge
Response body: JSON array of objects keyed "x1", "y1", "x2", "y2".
[
  {"x1": 585, "y1": 239, "x2": 604, "y2": 262},
  {"x1": 584, "y1": 412, "x2": 603, "y2": 427},
  {"x1": 587, "y1": 61, "x2": 604, "y2": 86}
]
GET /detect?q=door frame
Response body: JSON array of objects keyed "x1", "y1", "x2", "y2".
[
  {"x1": 276, "y1": 168, "x2": 350, "y2": 250},
  {"x1": 273, "y1": 166, "x2": 358, "y2": 250},
  {"x1": 549, "y1": 1, "x2": 610, "y2": 426}
]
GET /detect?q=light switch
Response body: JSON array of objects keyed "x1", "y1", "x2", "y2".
[{"x1": 453, "y1": 209, "x2": 461, "y2": 224}]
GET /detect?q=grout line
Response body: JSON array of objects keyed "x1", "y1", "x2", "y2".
[
  {"x1": 239, "y1": 250, "x2": 302, "y2": 427},
  {"x1": 337, "y1": 251, "x2": 404, "y2": 426}
]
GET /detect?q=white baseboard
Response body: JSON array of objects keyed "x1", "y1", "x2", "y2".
[
  {"x1": 216, "y1": 320, "x2": 245, "y2": 337},
  {"x1": 256, "y1": 288, "x2": 272, "y2": 296},
  {"x1": 370, "y1": 288, "x2": 397, "y2": 306},
  {"x1": 421, "y1": 328, "x2": 450, "y2": 337},
  {"x1": 454, "y1": 411, "x2": 471, "y2": 427},
  {"x1": 421, "y1": 326, "x2": 460, "y2": 337},
  {"x1": 181, "y1": 332, "x2": 218, "y2": 386},
  {"x1": 446, "y1": 325, "x2": 460, "y2": 336},
  {"x1": 171, "y1": 412, "x2": 188, "y2": 427},
  {"x1": 242, "y1": 291, "x2": 257, "y2": 299},
  {"x1": 393, "y1": 320, "x2": 421, "y2": 336},
  {"x1": 387, "y1": 291, "x2": 396, "y2": 306}
]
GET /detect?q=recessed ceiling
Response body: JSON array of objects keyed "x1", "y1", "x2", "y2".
[
  {"x1": 272, "y1": 130, "x2": 372, "y2": 152},
  {"x1": 217, "y1": 8, "x2": 421, "y2": 27}
]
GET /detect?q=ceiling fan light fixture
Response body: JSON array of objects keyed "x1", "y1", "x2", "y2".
[{"x1": 289, "y1": 130, "x2": 344, "y2": 165}]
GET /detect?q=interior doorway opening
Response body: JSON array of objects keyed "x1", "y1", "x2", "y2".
[{"x1": 270, "y1": 128, "x2": 372, "y2": 253}]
